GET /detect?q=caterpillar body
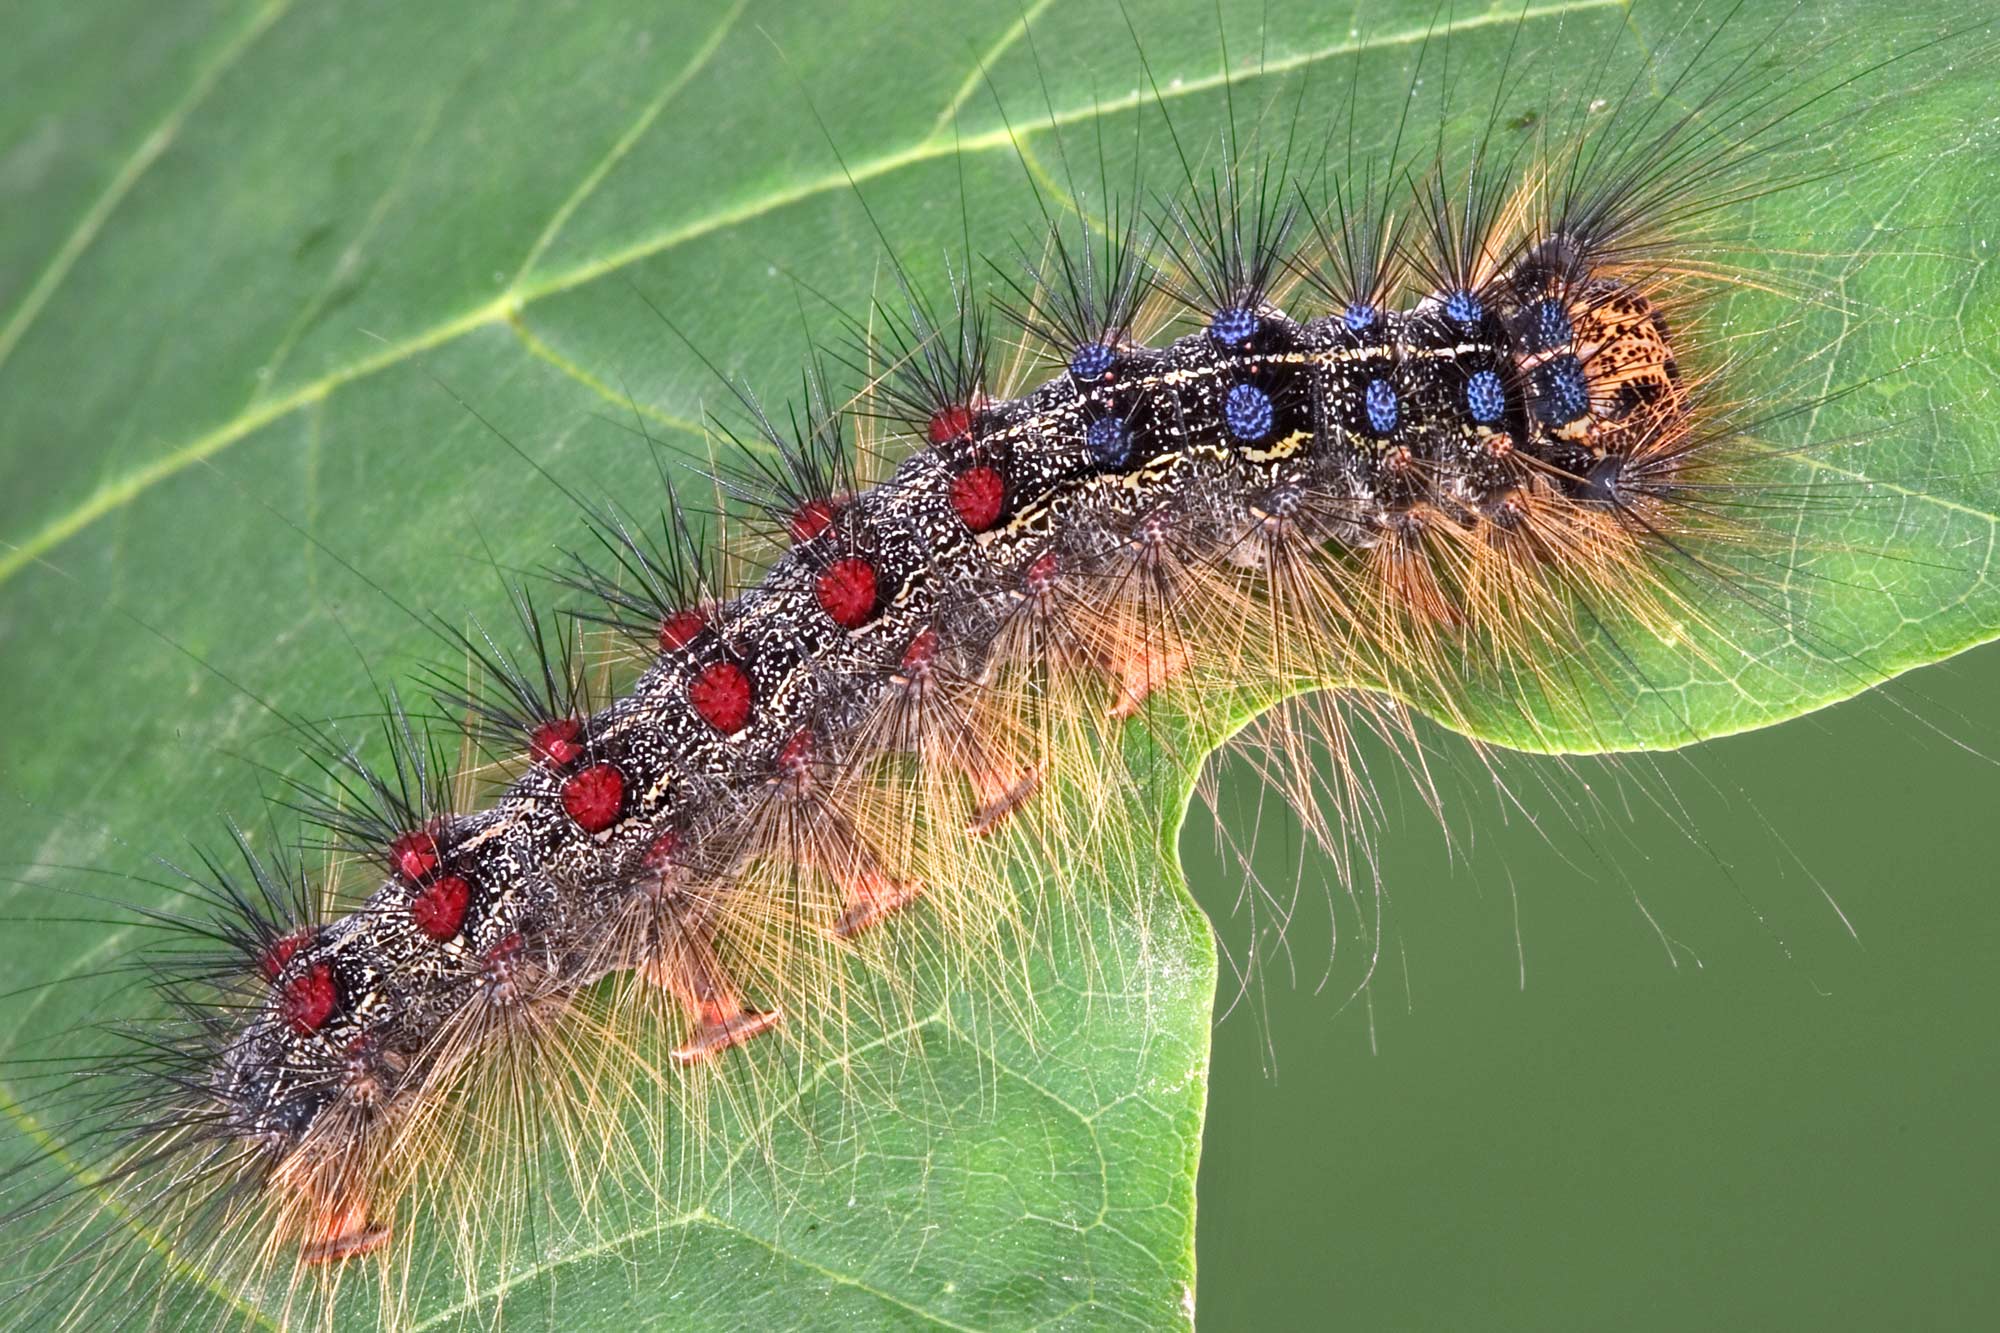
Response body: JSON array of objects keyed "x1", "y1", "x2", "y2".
[
  {"x1": 1, "y1": 1, "x2": 1995, "y2": 1329},
  {"x1": 226, "y1": 229, "x2": 1683, "y2": 1253}
]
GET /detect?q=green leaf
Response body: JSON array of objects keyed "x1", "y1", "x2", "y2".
[{"x1": 0, "y1": 1, "x2": 1993, "y2": 1328}]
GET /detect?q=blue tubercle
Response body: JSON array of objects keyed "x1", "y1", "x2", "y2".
[
  {"x1": 1527, "y1": 298, "x2": 1573, "y2": 351},
  {"x1": 1444, "y1": 289, "x2": 1484, "y2": 324},
  {"x1": 1223, "y1": 383, "x2": 1275, "y2": 442},
  {"x1": 1085, "y1": 415, "x2": 1130, "y2": 467},
  {"x1": 1342, "y1": 302, "x2": 1377, "y2": 332},
  {"x1": 1364, "y1": 378, "x2": 1399, "y2": 434},
  {"x1": 1209, "y1": 307, "x2": 1259, "y2": 346},
  {"x1": 1532, "y1": 354, "x2": 1591, "y2": 425},
  {"x1": 1069, "y1": 342, "x2": 1117, "y2": 381},
  {"x1": 1465, "y1": 369, "x2": 1506, "y2": 424}
]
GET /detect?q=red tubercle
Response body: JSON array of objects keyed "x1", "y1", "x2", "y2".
[
  {"x1": 390, "y1": 829, "x2": 438, "y2": 882},
  {"x1": 900, "y1": 628, "x2": 939, "y2": 673},
  {"x1": 777, "y1": 729, "x2": 816, "y2": 780},
  {"x1": 560, "y1": 762, "x2": 625, "y2": 833},
  {"x1": 1025, "y1": 552, "x2": 1060, "y2": 595},
  {"x1": 258, "y1": 929, "x2": 311, "y2": 982},
  {"x1": 949, "y1": 466, "x2": 1005, "y2": 532},
  {"x1": 641, "y1": 829, "x2": 682, "y2": 870},
  {"x1": 529, "y1": 717, "x2": 583, "y2": 767},
  {"x1": 815, "y1": 557, "x2": 878, "y2": 629},
  {"x1": 658, "y1": 608, "x2": 708, "y2": 652},
  {"x1": 409, "y1": 872, "x2": 471, "y2": 941},
  {"x1": 689, "y1": 660, "x2": 753, "y2": 734},
  {"x1": 280, "y1": 963, "x2": 338, "y2": 1035},
  {"x1": 483, "y1": 932, "x2": 524, "y2": 975},
  {"x1": 927, "y1": 402, "x2": 974, "y2": 444},
  {"x1": 788, "y1": 498, "x2": 839, "y2": 543}
]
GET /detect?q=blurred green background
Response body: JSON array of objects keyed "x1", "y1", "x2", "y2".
[{"x1": 1191, "y1": 649, "x2": 1999, "y2": 1329}]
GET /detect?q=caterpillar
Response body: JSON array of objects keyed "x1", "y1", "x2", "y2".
[{"x1": 1, "y1": 1, "x2": 1995, "y2": 1329}]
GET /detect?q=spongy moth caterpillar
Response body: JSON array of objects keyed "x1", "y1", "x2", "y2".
[{"x1": 0, "y1": 1, "x2": 1996, "y2": 1330}]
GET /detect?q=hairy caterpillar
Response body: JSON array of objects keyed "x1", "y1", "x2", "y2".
[{"x1": 2, "y1": 1, "x2": 1996, "y2": 1329}]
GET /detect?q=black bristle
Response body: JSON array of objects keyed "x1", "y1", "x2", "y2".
[
  {"x1": 421, "y1": 585, "x2": 592, "y2": 764},
  {"x1": 555, "y1": 481, "x2": 719, "y2": 648},
  {"x1": 992, "y1": 203, "x2": 1155, "y2": 368},
  {"x1": 282, "y1": 692, "x2": 458, "y2": 867}
]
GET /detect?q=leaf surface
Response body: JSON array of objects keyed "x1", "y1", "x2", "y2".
[{"x1": 0, "y1": 0, "x2": 1993, "y2": 1327}]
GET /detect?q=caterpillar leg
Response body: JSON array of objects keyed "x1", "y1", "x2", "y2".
[
  {"x1": 272, "y1": 1142, "x2": 390, "y2": 1266},
  {"x1": 1104, "y1": 636, "x2": 1189, "y2": 719},
  {"x1": 670, "y1": 999, "x2": 784, "y2": 1064},
  {"x1": 650, "y1": 929, "x2": 782, "y2": 1065},
  {"x1": 301, "y1": 1203, "x2": 391, "y2": 1265},
  {"x1": 883, "y1": 631, "x2": 1039, "y2": 833},
  {"x1": 825, "y1": 829, "x2": 922, "y2": 939},
  {"x1": 964, "y1": 740, "x2": 1039, "y2": 836}
]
